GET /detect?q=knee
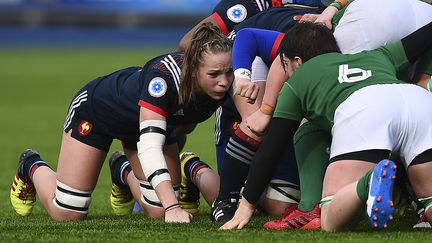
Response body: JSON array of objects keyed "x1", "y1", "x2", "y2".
[
  {"x1": 262, "y1": 179, "x2": 301, "y2": 216},
  {"x1": 259, "y1": 199, "x2": 295, "y2": 216},
  {"x1": 51, "y1": 180, "x2": 92, "y2": 221},
  {"x1": 144, "y1": 206, "x2": 165, "y2": 219},
  {"x1": 319, "y1": 205, "x2": 338, "y2": 232},
  {"x1": 320, "y1": 215, "x2": 339, "y2": 232},
  {"x1": 51, "y1": 209, "x2": 87, "y2": 221}
]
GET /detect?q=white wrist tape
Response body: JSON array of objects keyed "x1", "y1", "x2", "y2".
[
  {"x1": 234, "y1": 68, "x2": 252, "y2": 80},
  {"x1": 137, "y1": 120, "x2": 171, "y2": 189}
]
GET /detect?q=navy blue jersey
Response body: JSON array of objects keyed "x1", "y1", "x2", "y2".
[
  {"x1": 87, "y1": 52, "x2": 224, "y2": 138},
  {"x1": 215, "y1": 7, "x2": 319, "y2": 145},
  {"x1": 229, "y1": 6, "x2": 320, "y2": 40},
  {"x1": 212, "y1": 0, "x2": 323, "y2": 35}
]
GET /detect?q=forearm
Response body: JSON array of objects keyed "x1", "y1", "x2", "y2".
[
  {"x1": 260, "y1": 57, "x2": 289, "y2": 111},
  {"x1": 242, "y1": 118, "x2": 300, "y2": 204}
]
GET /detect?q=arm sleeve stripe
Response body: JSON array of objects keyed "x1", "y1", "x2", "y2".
[
  {"x1": 147, "y1": 168, "x2": 169, "y2": 184},
  {"x1": 212, "y1": 12, "x2": 229, "y2": 35},
  {"x1": 270, "y1": 33, "x2": 285, "y2": 61},
  {"x1": 140, "y1": 126, "x2": 167, "y2": 136},
  {"x1": 138, "y1": 100, "x2": 168, "y2": 117}
]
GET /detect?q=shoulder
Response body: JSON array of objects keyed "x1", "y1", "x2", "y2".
[
  {"x1": 213, "y1": 0, "x2": 270, "y2": 17},
  {"x1": 147, "y1": 53, "x2": 183, "y2": 80}
]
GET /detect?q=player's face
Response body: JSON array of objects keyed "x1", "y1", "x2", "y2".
[
  {"x1": 196, "y1": 51, "x2": 233, "y2": 100},
  {"x1": 281, "y1": 55, "x2": 301, "y2": 78}
]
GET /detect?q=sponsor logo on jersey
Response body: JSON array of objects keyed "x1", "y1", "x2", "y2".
[
  {"x1": 227, "y1": 4, "x2": 247, "y2": 23},
  {"x1": 78, "y1": 120, "x2": 93, "y2": 136},
  {"x1": 148, "y1": 77, "x2": 167, "y2": 98}
]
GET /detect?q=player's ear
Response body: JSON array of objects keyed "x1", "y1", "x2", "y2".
[{"x1": 293, "y1": 56, "x2": 303, "y2": 68}]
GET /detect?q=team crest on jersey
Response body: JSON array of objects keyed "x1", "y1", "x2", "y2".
[
  {"x1": 78, "y1": 120, "x2": 93, "y2": 136},
  {"x1": 148, "y1": 77, "x2": 167, "y2": 98},
  {"x1": 227, "y1": 4, "x2": 247, "y2": 23}
]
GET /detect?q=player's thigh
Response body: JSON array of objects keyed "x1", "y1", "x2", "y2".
[
  {"x1": 57, "y1": 131, "x2": 107, "y2": 191},
  {"x1": 123, "y1": 148, "x2": 143, "y2": 178},
  {"x1": 163, "y1": 143, "x2": 181, "y2": 184},
  {"x1": 407, "y1": 155, "x2": 432, "y2": 199},
  {"x1": 322, "y1": 160, "x2": 375, "y2": 197}
]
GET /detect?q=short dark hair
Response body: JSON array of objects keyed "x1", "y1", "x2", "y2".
[{"x1": 278, "y1": 22, "x2": 340, "y2": 63}]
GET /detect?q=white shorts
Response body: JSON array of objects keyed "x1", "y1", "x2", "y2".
[
  {"x1": 331, "y1": 84, "x2": 432, "y2": 167},
  {"x1": 334, "y1": 0, "x2": 432, "y2": 54}
]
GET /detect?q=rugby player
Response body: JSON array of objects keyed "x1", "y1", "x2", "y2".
[
  {"x1": 221, "y1": 20, "x2": 432, "y2": 231},
  {"x1": 10, "y1": 23, "x2": 233, "y2": 223}
]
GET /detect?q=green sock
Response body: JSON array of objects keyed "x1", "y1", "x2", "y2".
[
  {"x1": 356, "y1": 170, "x2": 373, "y2": 202},
  {"x1": 294, "y1": 122, "x2": 331, "y2": 212}
]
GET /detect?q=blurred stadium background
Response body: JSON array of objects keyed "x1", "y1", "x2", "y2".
[
  {"x1": 0, "y1": 1, "x2": 425, "y2": 241},
  {"x1": 0, "y1": 2, "x2": 219, "y2": 239},
  {"x1": 0, "y1": 0, "x2": 218, "y2": 47}
]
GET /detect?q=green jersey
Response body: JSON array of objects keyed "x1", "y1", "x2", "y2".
[{"x1": 273, "y1": 41, "x2": 410, "y2": 131}]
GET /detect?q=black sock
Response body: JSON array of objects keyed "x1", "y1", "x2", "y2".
[
  {"x1": 217, "y1": 128, "x2": 260, "y2": 201},
  {"x1": 184, "y1": 158, "x2": 211, "y2": 184},
  {"x1": 22, "y1": 154, "x2": 50, "y2": 180},
  {"x1": 113, "y1": 155, "x2": 132, "y2": 187}
]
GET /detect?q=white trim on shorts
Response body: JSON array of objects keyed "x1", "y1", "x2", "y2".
[{"x1": 64, "y1": 90, "x2": 88, "y2": 130}]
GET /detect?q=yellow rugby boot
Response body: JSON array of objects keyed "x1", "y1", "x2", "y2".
[
  {"x1": 10, "y1": 149, "x2": 38, "y2": 217},
  {"x1": 179, "y1": 151, "x2": 201, "y2": 214},
  {"x1": 109, "y1": 151, "x2": 134, "y2": 216}
]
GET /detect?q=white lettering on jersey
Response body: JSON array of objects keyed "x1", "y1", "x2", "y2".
[{"x1": 337, "y1": 64, "x2": 372, "y2": 83}]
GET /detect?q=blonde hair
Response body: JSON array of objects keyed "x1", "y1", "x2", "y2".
[{"x1": 179, "y1": 22, "x2": 233, "y2": 104}]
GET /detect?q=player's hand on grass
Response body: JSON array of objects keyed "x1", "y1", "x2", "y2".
[
  {"x1": 234, "y1": 77, "x2": 259, "y2": 104},
  {"x1": 165, "y1": 207, "x2": 192, "y2": 223},
  {"x1": 219, "y1": 198, "x2": 255, "y2": 230},
  {"x1": 245, "y1": 109, "x2": 271, "y2": 137}
]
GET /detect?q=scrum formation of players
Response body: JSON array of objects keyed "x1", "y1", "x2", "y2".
[{"x1": 10, "y1": 0, "x2": 432, "y2": 232}]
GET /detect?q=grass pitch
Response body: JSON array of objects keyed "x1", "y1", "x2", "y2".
[{"x1": 0, "y1": 47, "x2": 431, "y2": 242}]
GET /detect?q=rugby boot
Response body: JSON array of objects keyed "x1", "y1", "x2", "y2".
[
  {"x1": 366, "y1": 159, "x2": 397, "y2": 229},
  {"x1": 179, "y1": 151, "x2": 201, "y2": 214},
  {"x1": 109, "y1": 151, "x2": 134, "y2": 216},
  {"x1": 10, "y1": 149, "x2": 39, "y2": 217},
  {"x1": 413, "y1": 212, "x2": 431, "y2": 228},
  {"x1": 263, "y1": 204, "x2": 320, "y2": 230},
  {"x1": 210, "y1": 198, "x2": 238, "y2": 222}
]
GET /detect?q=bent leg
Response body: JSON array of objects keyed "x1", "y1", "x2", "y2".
[
  {"x1": 124, "y1": 144, "x2": 182, "y2": 219},
  {"x1": 321, "y1": 160, "x2": 375, "y2": 232},
  {"x1": 32, "y1": 131, "x2": 106, "y2": 221},
  {"x1": 407, "y1": 161, "x2": 432, "y2": 223}
]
